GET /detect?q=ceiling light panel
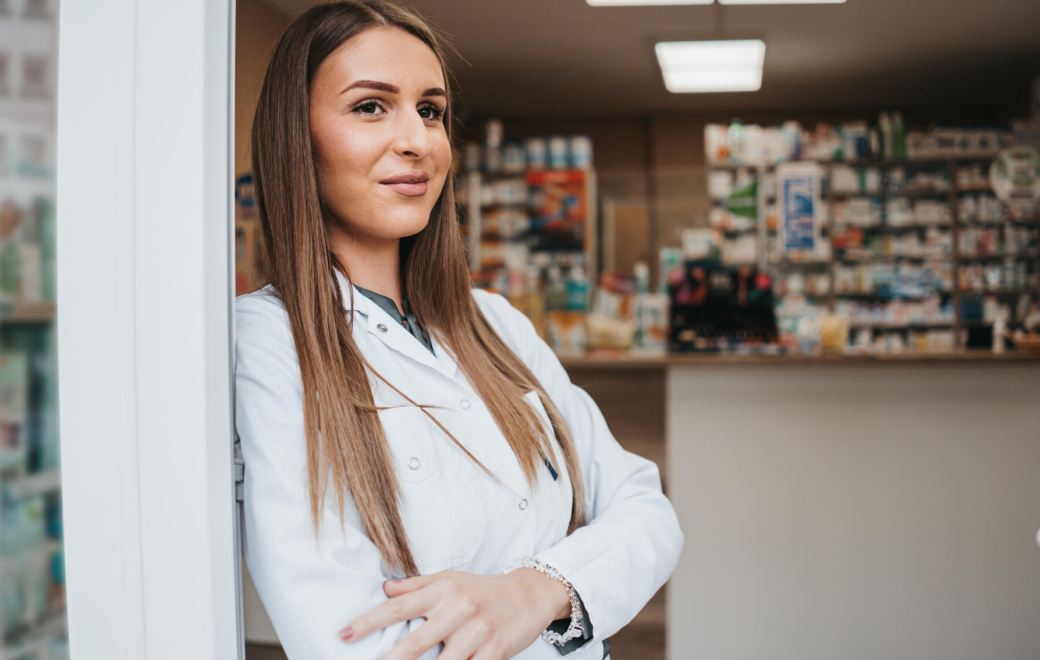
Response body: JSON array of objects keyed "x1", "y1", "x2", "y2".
[{"x1": 655, "y1": 39, "x2": 766, "y2": 93}]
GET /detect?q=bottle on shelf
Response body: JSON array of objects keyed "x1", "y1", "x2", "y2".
[
  {"x1": 993, "y1": 313, "x2": 1006, "y2": 353},
  {"x1": 728, "y1": 118, "x2": 744, "y2": 165},
  {"x1": 879, "y1": 112, "x2": 893, "y2": 161},
  {"x1": 566, "y1": 264, "x2": 589, "y2": 311},
  {"x1": 544, "y1": 266, "x2": 568, "y2": 312},
  {"x1": 633, "y1": 261, "x2": 650, "y2": 349},
  {"x1": 891, "y1": 112, "x2": 906, "y2": 160}
]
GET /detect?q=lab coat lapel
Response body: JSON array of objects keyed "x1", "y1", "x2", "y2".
[
  {"x1": 428, "y1": 330, "x2": 460, "y2": 381},
  {"x1": 334, "y1": 269, "x2": 459, "y2": 381}
]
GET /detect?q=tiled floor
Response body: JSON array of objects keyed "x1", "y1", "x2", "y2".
[
  {"x1": 245, "y1": 584, "x2": 665, "y2": 660},
  {"x1": 245, "y1": 367, "x2": 670, "y2": 660}
]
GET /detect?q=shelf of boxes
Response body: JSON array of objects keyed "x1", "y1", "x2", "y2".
[
  {"x1": 0, "y1": 610, "x2": 67, "y2": 660},
  {"x1": 0, "y1": 303, "x2": 56, "y2": 325},
  {"x1": 459, "y1": 125, "x2": 599, "y2": 355},
  {"x1": 2, "y1": 5, "x2": 66, "y2": 657},
  {"x1": 705, "y1": 119, "x2": 1040, "y2": 352},
  {"x1": 2, "y1": 471, "x2": 61, "y2": 501},
  {"x1": 953, "y1": 160, "x2": 1040, "y2": 338}
]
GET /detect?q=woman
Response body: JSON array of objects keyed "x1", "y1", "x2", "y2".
[{"x1": 234, "y1": 2, "x2": 684, "y2": 659}]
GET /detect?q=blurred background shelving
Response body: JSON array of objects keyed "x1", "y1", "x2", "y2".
[
  {"x1": 705, "y1": 125, "x2": 1039, "y2": 355},
  {"x1": 0, "y1": 0, "x2": 66, "y2": 658}
]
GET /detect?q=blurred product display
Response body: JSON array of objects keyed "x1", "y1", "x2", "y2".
[
  {"x1": 459, "y1": 119, "x2": 600, "y2": 355},
  {"x1": 0, "y1": 2, "x2": 67, "y2": 658},
  {"x1": 697, "y1": 112, "x2": 1040, "y2": 357},
  {"x1": 462, "y1": 108, "x2": 1039, "y2": 359},
  {"x1": 235, "y1": 173, "x2": 263, "y2": 297}
]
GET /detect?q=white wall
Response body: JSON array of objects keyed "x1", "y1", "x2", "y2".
[
  {"x1": 666, "y1": 363, "x2": 1040, "y2": 660},
  {"x1": 57, "y1": 0, "x2": 241, "y2": 657}
]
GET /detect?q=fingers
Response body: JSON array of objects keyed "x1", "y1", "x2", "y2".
[
  {"x1": 435, "y1": 619, "x2": 493, "y2": 660},
  {"x1": 470, "y1": 644, "x2": 507, "y2": 660},
  {"x1": 381, "y1": 577, "x2": 490, "y2": 660},
  {"x1": 384, "y1": 570, "x2": 455, "y2": 597},
  {"x1": 382, "y1": 602, "x2": 478, "y2": 660},
  {"x1": 380, "y1": 616, "x2": 455, "y2": 660},
  {"x1": 341, "y1": 589, "x2": 429, "y2": 643}
]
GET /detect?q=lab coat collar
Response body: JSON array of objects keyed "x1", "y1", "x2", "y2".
[{"x1": 334, "y1": 268, "x2": 459, "y2": 381}]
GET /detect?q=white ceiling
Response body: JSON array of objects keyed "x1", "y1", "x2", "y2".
[{"x1": 260, "y1": 0, "x2": 1040, "y2": 117}]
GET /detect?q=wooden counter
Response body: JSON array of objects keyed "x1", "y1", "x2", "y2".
[{"x1": 559, "y1": 350, "x2": 1040, "y2": 370}]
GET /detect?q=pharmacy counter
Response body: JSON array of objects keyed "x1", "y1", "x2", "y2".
[
  {"x1": 561, "y1": 352, "x2": 1040, "y2": 660},
  {"x1": 559, "y1": 350, "x2": 1040, "y2": 370}
]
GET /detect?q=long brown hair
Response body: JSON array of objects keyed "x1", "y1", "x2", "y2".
[{"x1": 250, "y1": 0, "x2": 587, "y2": 577}]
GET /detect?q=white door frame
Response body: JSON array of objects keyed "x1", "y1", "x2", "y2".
[{"x1": 56, "y1": 0, "x2": 242, "y2": 658}]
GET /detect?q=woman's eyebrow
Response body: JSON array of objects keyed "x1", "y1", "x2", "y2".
[{"x1": 340, "y1": 79, "x2": 446, "y2": 98}]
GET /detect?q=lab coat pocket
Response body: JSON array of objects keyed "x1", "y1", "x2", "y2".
[
  {"x1": 522, "y1": 390, "x2": 573, "y2": 533},
  {"x1": 378, "y1": 405, "x2": 485, "y2": 573}
]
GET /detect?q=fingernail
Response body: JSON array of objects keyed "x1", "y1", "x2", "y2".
[{"x1": 339, "y1": 626, "x2": 353, "y2": 641}]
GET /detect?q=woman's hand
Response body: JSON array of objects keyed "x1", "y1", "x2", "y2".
[{"x1": 339, "y1": 568, "x2": 572, "y2": 660}]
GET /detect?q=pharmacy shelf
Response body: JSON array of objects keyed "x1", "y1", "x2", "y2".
[
  {"x1": 709, "y1": 154, "x2": 1038, "y2": 351},
  {"x1": 868, "y1": 224, "x2": 953, "y2": 232},
  {"x1": 0, "y1": 611, "x2": 67, "y2": 660},
  {"x1": 0, "y1": 302, "x2": 56, "y2": 324},
  {"x1": 838, "y1": 254, "x2": 951, "y2": 262},
  {"x1": 708, "y1": 155, "x2": 999, "y2": 171},
  {"x1": 828, "y1": 192, "x2": 882, "y2": 199},
  {"x1": 559, "y1": 350, "x2": 1040, "y2": 369},
  {"x1": 480, "y1": 201, "x2": 526, "y2": 210},
  {"x1": 834, "y1": 290, "x2": 954, "y2": 299},
  {"x1": 888, "y1": 189, "x2": 953, "y2": 199},
  {"x1": 958, "y1": 252, "x2": 1040, "y2": 262},
  {"x1": 962, "y1": 218, "x2": 1040, "y2": 226},
  {"x1": 848, "y1": 321, "x2": 954, "y2": 330},
  {"x1": 768, "y1": 259, "x2": 830, "y2": 267},
  {"x1": 3, "y1": 469, "x2": 62, "y2": 499},
  {"x1": 464, "y1": 167, "x2": 599, "y2": 280},
  {"x1": 960, "y1": 287, "x2": 1040, "y2": 296}
]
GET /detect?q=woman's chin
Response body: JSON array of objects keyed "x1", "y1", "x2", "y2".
[{"x1": 381, "y1": 217, "x2": 431, "y2": 239}]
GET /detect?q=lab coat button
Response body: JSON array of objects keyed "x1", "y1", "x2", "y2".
[
  {"x1": 518, "y1": 498, "x2": 528, "y2": 510},
  {"x1": 377, "y1": 323, "x2": 388, "y2": 333},
  {"x1": 408, "y1": 457, "x2": 420, "y2": 470},
  {"x1": 460, "y1": 398, "x2": 471, "y2": 410}
]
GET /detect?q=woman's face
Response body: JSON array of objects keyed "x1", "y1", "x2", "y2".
[{"x1": 309, "y1": 27, "x2": 450, "y2": 246}]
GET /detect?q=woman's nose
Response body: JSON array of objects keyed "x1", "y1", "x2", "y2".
[{"x1": 392, "y1": 110, "x2": 435, "y2": 159}]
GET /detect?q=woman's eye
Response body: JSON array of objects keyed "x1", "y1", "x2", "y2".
[
  {"x1": 420, "y1": 105, "x2": 445, "y2": 122},
  {"x1": 354, "y1": 101, "x2": 384, "y2": 116}
]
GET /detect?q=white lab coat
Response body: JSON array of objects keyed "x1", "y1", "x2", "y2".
[{"x1": 234, "y1": 267, "x2": 684, "y2": 660}]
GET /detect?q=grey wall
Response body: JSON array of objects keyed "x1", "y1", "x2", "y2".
[{"x1": 666, "y1": 363, "x2": 1040, "y2": 660}]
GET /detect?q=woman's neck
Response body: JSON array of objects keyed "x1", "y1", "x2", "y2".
[{"x1": 328, "y1": 227, "x2": 404, "y2": 314}]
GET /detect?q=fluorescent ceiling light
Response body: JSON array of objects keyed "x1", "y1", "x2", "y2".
[
  {"x1": 587, "y1": 1, "x2": 712, "y2": 6},
  {"x1": 655, "y1": 39, "x2": 766, "y2": 93},
  {"x1": 718, "y1": 0, "x2": 845, "y2": 4}
]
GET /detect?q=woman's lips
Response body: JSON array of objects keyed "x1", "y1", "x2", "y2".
[{"x1": 382, "y1": 181, "x2": 428, "y2": 197}]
